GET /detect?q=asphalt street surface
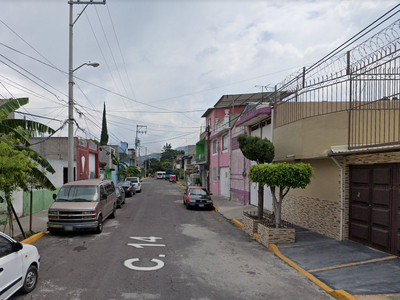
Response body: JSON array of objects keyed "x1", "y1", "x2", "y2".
[{"x1": 11, "y1": 179, "x2": 334, "y2": 300}]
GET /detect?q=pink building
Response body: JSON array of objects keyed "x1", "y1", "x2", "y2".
[{"x1": 202, "y1": 93, "x2": 266, "y2": 196}]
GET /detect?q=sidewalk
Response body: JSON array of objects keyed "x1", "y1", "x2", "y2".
[{"x1": 9, "y1": 209, "x2": 48, "y2": 236}]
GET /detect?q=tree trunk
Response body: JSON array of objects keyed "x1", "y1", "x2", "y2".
[
  {"x1": 257, "y1": 184, "x2": 264, "y2": 220},
  {"x1": 30, "y1": 189, "x2": 33, "y2": 232},
  {"x1": 5, "y1": 191, "x2": 13, "y2": 237},
  {"x1": 270, "y1": 186, "x2": 278, "y2": 225},
  {"x1": 275, "y1": 201, "x2": 282, "y2": 228}
]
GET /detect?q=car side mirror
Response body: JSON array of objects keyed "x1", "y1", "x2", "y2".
[
  {"x1": 53, "y1": 193, "x2": 57, "y2": 200},
  {"x1": 101, "y1": 193, "x2": 107, "y2": 200},
  {"x1": 183, "y1": 192, "x2": 187, "y2": 195},
  {"x1": 15, "y1": 242, "x2": 23, "y2": 251}
]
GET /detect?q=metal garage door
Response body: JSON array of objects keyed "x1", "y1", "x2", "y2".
[{"x1": 350, "y1": 164, "x2": 400, "y2": 255}]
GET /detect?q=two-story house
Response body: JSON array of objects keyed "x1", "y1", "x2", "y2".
[{"x1": 201, "y1": 93, "x2": 267, "y2": 197}]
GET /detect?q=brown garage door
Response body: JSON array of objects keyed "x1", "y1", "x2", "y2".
[{"x1": 350, "y1": 164, "x2": 400, "y2": 255}]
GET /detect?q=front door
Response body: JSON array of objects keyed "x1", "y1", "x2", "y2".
[
  {"x1": 220, "y1": 167, "x2": 230, "y2": 197},
  {"x1": 350, "y1": 164, "x2": 400, "y2": 255}
]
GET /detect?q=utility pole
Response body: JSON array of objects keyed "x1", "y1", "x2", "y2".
[
  {"x1": 135, "y1": 125, "x2": 147, "y2": 167},
  {"x1": 145, "y1": 147, "x2": 147, "y2": 176},
  {"x1": 67, "y1": 0, "x2": 105, "y2": 183}
]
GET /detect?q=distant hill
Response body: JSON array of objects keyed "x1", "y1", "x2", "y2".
[
  {"x1": 138, "y1": 152, "x2": 161, "y2": 164},
  {"x1": 138, "y1": 147, "x2": 187, "y2": 164},
  {"x1": 175, "y1": 146, "x2": 188, "y2": 155}
]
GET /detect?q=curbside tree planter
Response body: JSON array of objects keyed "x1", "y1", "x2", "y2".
[
  {"x1": 247, "y1": 162, "x2": 313, "y2": 245},
  {"x1": 257, "y1": 221, "x2": 295, "y2": 248},
  {"x1": 242, "y1": 212, "x2": 260, "y2": 236},
  {"x1": 237, "y1": 134, "x2": 274, "y2": 235}
]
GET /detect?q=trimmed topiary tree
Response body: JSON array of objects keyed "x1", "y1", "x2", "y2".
[
  {"x1": 237, "y1": 134, "x2": 274, "y2": 220},
  {"x1": 248, "y1": 162, "x2": 313, "y2": 227}
]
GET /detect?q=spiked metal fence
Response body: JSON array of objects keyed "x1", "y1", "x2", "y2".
[{"x1": 274, "y1": 19, "x2": 400, "y2": 150}]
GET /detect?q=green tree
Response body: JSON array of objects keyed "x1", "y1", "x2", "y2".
[
  {"x1": 0, "y1": 136, "x2": 39, "y2": 235},
  {"x1": 0, "y1": 98, "x2": 56, "y2": 179},
  {"x1": 237, "y1": 134, "x2": 274, "y2": 220},
  {"x1": 249, "y1": 163, "x2": 313, "y2": 227},
  {"x1": 161, "y1": 143, "x2": 173, "y2": 161},
  {"x1": 144, "y1": 158, "x2": 162, "y2": 173},
  {"x1": 100, "y1": 102, "x2": 108, "y2": 146},
  {"x1": 0, "y1": 98, "x2": 56, "y2": 236},
  {"x1": 0, "y1": 98, "x2": 55, "y2": 146}
]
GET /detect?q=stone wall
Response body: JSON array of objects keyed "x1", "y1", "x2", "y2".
[
  {"x1": 281, "y1": 195, "x2": 341, "y2": 240},
  {"x1": 242, "y1": 214, "x2": 259, "y2": 236},
  {"x1": 257, "y1": 223, "x2": 295, "y2": 247}
]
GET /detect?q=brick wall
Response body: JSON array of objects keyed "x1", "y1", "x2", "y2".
[{"x1": 281, "y1": 195, "x2": 341, "y2": 240}]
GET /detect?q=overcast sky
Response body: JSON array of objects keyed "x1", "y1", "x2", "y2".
[{"x1": 0, "y1": 0, "x2": 398, "y2": 156}]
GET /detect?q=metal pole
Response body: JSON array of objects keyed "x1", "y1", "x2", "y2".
[
  {"x1": 68, "y1": 2, "x2": 74, "y2": 183},
  {"x1": 135, "y1": 125, "x2": 138, "y2": 167},
  {"x1": 145, "y1": 147, "x2": 147, "y2": 176}
]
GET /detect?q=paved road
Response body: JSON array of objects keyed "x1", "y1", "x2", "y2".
[{"x1": 11, "y1": 179, "x2": 334, "y2": 300}]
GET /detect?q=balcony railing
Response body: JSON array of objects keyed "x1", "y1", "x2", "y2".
[
  {"x1": 196, "y1": 153, "x2": 206, "y2": 164},
  {"x1": 214, "y1": 115, "x2": 229, "y2": 135}
]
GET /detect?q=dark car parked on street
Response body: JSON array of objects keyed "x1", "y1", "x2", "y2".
[
  {"x1": 183, "y1": 186, "x2": 214, "y2": 210},
  {"x1": 116, "y1": 181, "x2": 136, "y2": 197},
  {"x1": 116, "y1": 186, "x2": 126, "y2": 208}
]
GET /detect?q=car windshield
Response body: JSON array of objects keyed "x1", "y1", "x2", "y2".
[
  {"x1": 129, "y1": 178, "x2": 139, "y2": 183},
  {"x1": 56, "y1": 186, "x2": 98, "y2": 202},
  {"x1": 189, "y1": 188, "x2": 208, "y2": 196},
  {"x1": 117, "y1": 182, "x2": 131, "y2": 187}
]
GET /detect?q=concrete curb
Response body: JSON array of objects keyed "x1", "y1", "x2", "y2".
[
  {"x1": 231, "y1": 219, "x2": 242, "y2": 229},
  {"x1": 21, "y1": 231, "x2": 49, "y2": 244},
  {"x1": 230, "y1": 218, "x2": 357, "y2": 300}
]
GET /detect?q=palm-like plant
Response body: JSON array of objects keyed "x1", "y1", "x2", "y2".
[
  {"x1": 112, "y1": 153, "x2": 128, "y2": 181},
  {"x1": 0, "y1": 98, "x2": 55, "y2": 146},
  {"x1": 0, "y1": 98, "x2": 55, "y2": 191},
  {"x1": 0, "y1": 98, "x2": 56, "y2": 190},
  {"x1": 1, "y1": 98, "x2": 57, "y2": 236}
]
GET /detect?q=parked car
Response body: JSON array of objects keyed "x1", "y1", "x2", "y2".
[
  {"x1": 116, "y1": 181, "x2": 136, "y2": 197},
  {"x1": 126, "y1": 177, "x2": 142, "y2": 193},
  {"x1": 115, "y1": 186, "x2": 126, "y2": 208},
  {"x1": 183, "y1": 186, "x2": 214, "y2": 210},
  {"x1": 0, "y1": 231, "x2": 40, "y2": 299},
  {"x1": 47, "y1": 178, "x2": 117, "y2": 234}
]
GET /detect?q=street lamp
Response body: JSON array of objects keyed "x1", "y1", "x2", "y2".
[
  {"x1": 73, "y1": 61, "x2": 100, "y2": 72},
  {"x1": 68, "y1": 61, "x2": 99, "y2": 183}
]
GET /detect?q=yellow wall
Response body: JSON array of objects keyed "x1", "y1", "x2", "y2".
[
  {"x1": 287, "y1": 158, "x2": 340, "y2": 202},
  {"x1": 274, "y1": 111, "x2": 348, "y2": 160}
]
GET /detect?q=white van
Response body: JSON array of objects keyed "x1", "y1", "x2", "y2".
[{"x1": 156, "y1": 171, "x2": 165, "y2": 179}]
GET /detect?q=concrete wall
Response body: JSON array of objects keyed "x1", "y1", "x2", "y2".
[{"x1": 273, "y1": 111, "x2": 348, "y2": 161}]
